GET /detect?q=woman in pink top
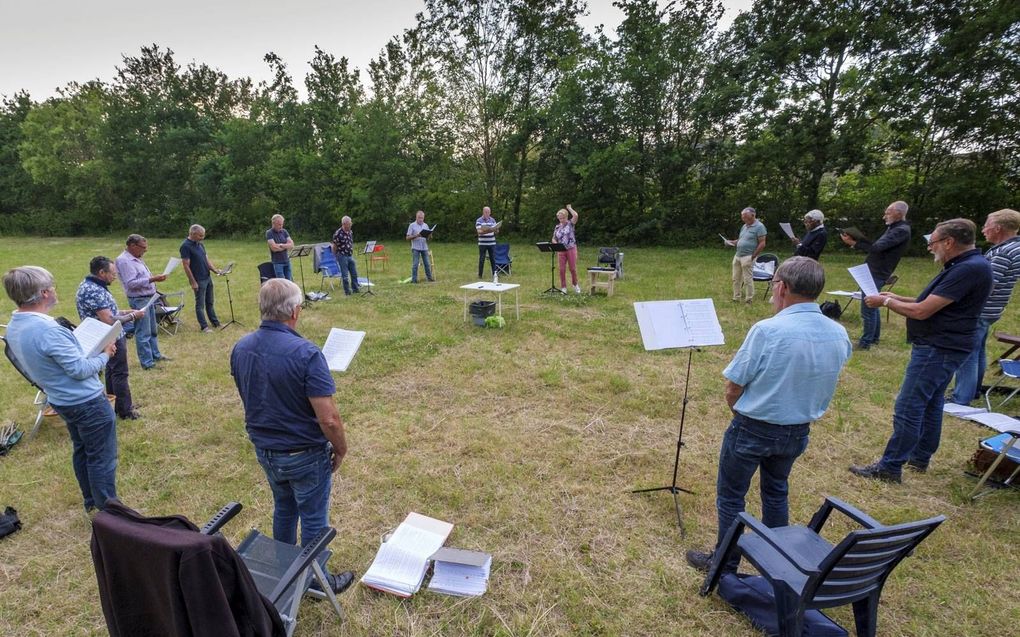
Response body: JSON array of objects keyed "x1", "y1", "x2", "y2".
[{"x1": 552, "y1": 204, "x2": 580, "y2": 293}]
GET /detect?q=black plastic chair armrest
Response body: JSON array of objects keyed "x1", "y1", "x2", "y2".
[
  {"x1": 268, "y1": 526, "x2": 337, "y2": 604},
  {"x1": 820, "y1": 496, "x2": 882, "y2": 530},
  {"x1": 738, "y1": 513, "x2": 820, "y2": 576},
  {"x1": 201, "y1": 502, "x2": 242, "y2": 535}
]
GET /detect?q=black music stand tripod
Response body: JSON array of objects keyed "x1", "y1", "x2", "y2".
[
  {"x1": 535, "y1": 242, "x2": 567, "y2": 294},
  {"x1": 217, "y1": 263, "x2": 242, "y2": 331},
  {"x1": 289, "y1": 244, "x2": 317, "y2": 306},
  {"x1": 361, "y1": 241, "x2": 376, "y2": 296}
]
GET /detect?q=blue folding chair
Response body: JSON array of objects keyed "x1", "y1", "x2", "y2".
[
  {"x1": 493, "y1": 244, "x2": 512, "y2": 276},
  {"x1": 318, "y1": 246, "x2": 344, "y2": 293},
  {"x1": 985, "y1": 359, "x2": 1020, "y2": 411}
]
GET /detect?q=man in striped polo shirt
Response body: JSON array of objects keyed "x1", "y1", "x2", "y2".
[
  {"x1": 476, "y1": 206, "x2": 499, "y2": 279},
  {"x1": 950, "y1": 208, "x2": 1020, "y2": 405}
]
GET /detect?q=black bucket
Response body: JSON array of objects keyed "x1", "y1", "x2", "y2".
[{"x1": 469, "y1": 300, "x2": 495, "y2": 326}]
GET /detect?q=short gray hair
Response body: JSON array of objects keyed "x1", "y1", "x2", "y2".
[
  {"x1": 271, "y1": 214, "x2": 284, "y2": 223},
  {"x1": 259, "y1": 278, "x2": 303, "y2": 321},
  {"x1": 742, "y1": 207, "x2": 756, "y2": 216},
  {"x1": 888, "y1": 201, "x2": 909, "y2": 216},
  {"x1": 3, "y1": 266, "x2": 55, "y2": 307},
  {"x1": 988, "y1": 209, "x2": 1020, "y2": 233},
  {"x1": 189, "y1": 224, "x2": 205, "y2": 235},
  {"x1": 341, "y1": 216, "x2": 352, "y2": 224},
  {"x1": 935, "y1": 218, "x2": 976, "y2": 247},
  {"x1": 126, "y1": 234, "x2": 146, "y2": 246},
  {"x1": 774, "y1": 256, "x2": 825, "y2": 299}
]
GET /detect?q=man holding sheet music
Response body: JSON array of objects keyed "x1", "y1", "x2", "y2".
[
  {"x1": 76, "y1": 256, "x2": 146, "y2": 420},
  {"x1": 791, "y1": 209, "x2": 828, "y2": 260},
  {"x1": 4, "y1": 266, "x2": 120, "y2": 514},
  {"x1": 406, "y1": 210, "x2": 435, "y2": 283},
  {"x1": 686, "y1": 257, "x2": 851, "y2": 574},
  {"x1": 839, "y1": 201, "x2": 911, "y2": 350},
  {"x1": 476, "y1": 206, "x2": 499, "y2": 278},
  {"x1": 230, "y1": 278, "x2": 354, "y2": 595},
  {"x1": 725, "y1": 207, "x2": 767, "y2": 303},
  {"x1": 116, "y1": 234, "x2": 168, "y2": 370},
  {"x1": 850, "y1": 219, "x2": 992, "y2": 483}
]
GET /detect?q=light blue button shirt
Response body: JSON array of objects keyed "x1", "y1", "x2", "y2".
[
  {"x1": 407, "y1": 221, "x2": 430, "y2": 251},
  {"x1": 723, "y1": 303, "x2": 852, "y2": 425},
  {"x1": 5, "y1": 311, "x2": 108, "y2": 407}
]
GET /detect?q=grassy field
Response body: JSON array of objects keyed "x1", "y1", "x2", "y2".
[{"x1": 1, "y1": 236, "x2": 1018, "y2": 636}]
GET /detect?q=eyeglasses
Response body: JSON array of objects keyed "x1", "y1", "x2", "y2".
[{"x1": 927, "y1": 237, "x2": 949, "y2": 247}]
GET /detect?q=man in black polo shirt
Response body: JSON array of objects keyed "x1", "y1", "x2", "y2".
[
  {"x1": 230, "y1": 278, "x2": 354, "y2": 594},
  {"x1": 850, "y1": 218, "x2": 992, "y2": 482},
  {"x1": 840, "y1": 201, "x2": 911, "y2": 349}
]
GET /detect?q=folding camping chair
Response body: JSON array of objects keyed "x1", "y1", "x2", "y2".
[
  {"x1": 970, "y1": 431, "x2": 1020, "y2": 499},
  {"x1": 91, "y1": 500, "x2": 343, "y2": 637},
  {"x1": 154, "y1": 291, "x2": 185, "y2": 336},
  {"x1": 752, "y1": 253, "x2": 779, "y2": 300},
  {"x1": 701, "y1": 496, "x2": 945, "y2": 637},
  {"x1": 0, "y1": 331, "x2": 48, "y2": 441},
  {"x1": 317, "y1": 245, "x2": 344, "y2": 293},
  {"x1": 493, "y1": 244, "x2": 513, "y2": 277},
  {"x1": 596, "y1": 247, "x2": 623, "y2": 279},
  {"x1": 985, "y1": 359, "x2": 1020, "y2": 411}
]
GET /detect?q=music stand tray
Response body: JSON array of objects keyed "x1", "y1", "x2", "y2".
[
  {"x1": 360, "y1": 241, "x2": 377, "y2": 296},
  {"x1": 536, "y1": 242, "x2": 568, "y2": 294}
]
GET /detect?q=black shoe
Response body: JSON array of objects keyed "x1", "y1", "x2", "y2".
[
  {"x1": 855, "y1": 342, "x2": 871, "y2": 351},
  {"x1": 119, "y1": 410, "x2": 141, "y2": 421},
  {"x1": 849, "y1": 462, "x2": 901, "y2": 483},
  {"x1": 685, "y1": 549, "x2": 713, "y2": 573},
  {"x1": 310, "y1": 570, "x2": 355, "y2": 595},
  {"x1": 905, "y1": 460, "x2": 928, "y2": 473}
]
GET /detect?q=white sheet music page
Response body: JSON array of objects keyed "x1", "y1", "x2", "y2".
[
  {"x1": 964, "y1": 412, "x2": 1020, "y2": 433},
  {"x1": 360, "y1": 512, "x2": 453, "y2": 596},
  {"x1": 847, "y1": 264, "x2": 879, "y2": 297},
  {"x1": 72, "y1": 318, "x2": 123, "y2": 357},
  {"x1": 322, "y1": 328, "x2": 366, "y2": 372},
  {"x1": 634, "y1": 299, "x2": 724, "y2": 350},
  {"x1": 162, "y1": 257, "x2": 181, "y2": 276},
  {"x1": 364, "y1": 240, "x2": 377, "y2": 254},
  {"x1": 779, "y1": 222, "x2": 795, "y2": 239}
]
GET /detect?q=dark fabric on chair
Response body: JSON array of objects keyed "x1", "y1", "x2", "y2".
[
  {"x1": 718, "y1": 574, "x2": 848, "y2": 637},
  {"x1": 91, "y1": 500, "x2": 284, "y2": 637},
  {"x1": 258, "y1": 262, "x2": 277, "y2": 286}
]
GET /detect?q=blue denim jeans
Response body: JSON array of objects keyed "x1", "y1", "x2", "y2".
[
  {"x1": 338, "y1": 254, "x2": 360, "y2": 294},
  {"x1": 273, "y1": 262, "x2": 293, "y2": 281},
  {"x1": 193, "y1": 277, "x2": 220, "y2": 329},
  {"x1": 950, "y1": 318, "x2": 993, "y2": 405},
  {"x1": 878, "y1": 345, "x2": 969, "y2": 473},
  {"x1": 255, "y1": 443, "x2": 332, "y2": 547},
  {"x1": 128, "y1": 296, "x2": 162, "y2": 369},
  {"x1": 859, "y1": 277, "x2": 885, "y2": 347},
  {"x1": 715, "y1": 413, "x2": 810, "y2": 572},
  {"x1": 411, "y1": 249, "x2": 433, "y2": 282},
  {"x1": 51, "y1": 394, "x2": 118, "y2": 511}
]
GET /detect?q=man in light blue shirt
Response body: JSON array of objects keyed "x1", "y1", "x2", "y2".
[
  {"x1": 687, "y1": 257, "x2": 852, "y2": 574},
  {"x1": 4, "y1": 266, "x2": 119, "y2": 514},
  {"x1": 405, "y1": 209, "x2": 435, "y2": 283},
  {"x1": 726, "y1": 207, "x2": 767, "y2": 303}
]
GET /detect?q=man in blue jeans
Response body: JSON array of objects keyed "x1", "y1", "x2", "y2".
[
  {"x1": 115, "y1": 235, "x2": 169, "y2": 370},
  {"x1": 230, "y1": 278, "x2": 354, "y2": 595},
  {"x1": 840, "y1": 201, "x2": 911, "y2": 349},
  {"x1": 851, "y1": 219, "x2": 993, "y2": 482},
  {"x1": 180, "y1": 224, "x2": 222, "y2": 333},
  {"x1": 266, "y1": 214, "x2": 295, "y2": 281},
  {"x1": 686, "y1": 257, "x2": 852, "y2": 573},
  {"x1": 4, "y1": 266, "x2": 119, "y2": 515}
]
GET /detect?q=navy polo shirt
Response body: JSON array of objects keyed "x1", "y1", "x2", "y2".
[
  {"x1": 230, "y1": 320, "x2": 336, "y2": 450},
  {"x1": 907, "y1": 249, "x2": 993, "y2": 352},
  {"x1": 179, "y1": 239, "x2": 211, "y2": 281}
]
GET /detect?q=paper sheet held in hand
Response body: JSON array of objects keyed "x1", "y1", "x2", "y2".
[
  {"x1": 73, "y1": 318, "x2": 123, "y2": 357},
  {"x1": 162, "y1": 257, "x2": 181, "y2": 276},
  {"x1": 321, "y1": 328, "x2": 365, "y2": 372},
  {"x1": 847, "y1": 264, "x2": 879, "y2": 297},
  {"x1": 779, "y1": 222, "x2": 794, "y2": 239}
]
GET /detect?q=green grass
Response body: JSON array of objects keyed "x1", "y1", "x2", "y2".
[{"x1": 1, "y1": 237, "x2": 1018, "y2": 636}]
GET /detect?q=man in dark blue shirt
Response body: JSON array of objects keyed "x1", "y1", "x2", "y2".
[
  {"x1": 791, "y1": 209, "x2": 828, "y2": 260},
  {"x1": 230, "y1": 278, "x2": 353, "y2": 594},
  {"x1": 850, "y1": 218, "x2": 992, "y2": 483},
  {"x1": 180, "y1": 224, "x2": 222, "y2": 332}
]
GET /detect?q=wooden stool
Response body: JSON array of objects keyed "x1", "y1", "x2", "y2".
[{"x1": 588, "y1": 268, "x2": 616, "y2": 296}]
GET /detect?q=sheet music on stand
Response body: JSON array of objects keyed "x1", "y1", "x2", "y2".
[
  {"x1": 633, "y1": 299, "x2": 725, "y2": 350},
  {"x1": 364, "y1": 240, "x2": 377, "y2": 255},
  {"x1": 321, "y1": 327, "x2": 366, "y2": 372},
  {"x1": 218, "y1": 261, "x2": 235, "y2": 276}
]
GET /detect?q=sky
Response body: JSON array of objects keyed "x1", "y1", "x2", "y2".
[{"x1": 0, "y1": 0, "x2": 753, "y2": 102}]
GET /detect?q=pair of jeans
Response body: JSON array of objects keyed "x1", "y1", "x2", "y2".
[
  {"x1": 337, "y1": 254, "x2": 360, "y2": 294},
  {"x1": 478, "y1": 244, "x2": 496, "y2": 278},
  {"x1": 128, "y1": 296, "x2": 162, "y2": 369},
  {"x1": 950, "y1": 318, "x2": 993, "y2": 405},
  {"x1": 105, "y1": 335, "x2": 134, "y2": 417},
  {"x1": 255, "y1": 443, "x2": 333, "y2": 547},
  {"x1": 51, "y1": 393, "x2": 118, "y2": 511},
  {"x1": 731, "y1": 254, "x2": 754, "y2": 301},
  {"x1": 273, "y1": 262, "x2": 293, "y2": 281},
  {"x1": 557, "y1": 246, "x2": 578, "y2": 287},
  {"x1": 411, "y1": 249, "x2": 433, "y2": 282},
  {"x1": 859, "y1": 277, "x2": 886, "y2": 347},
  {"x1": 715, "y1": 413, "x2": 809, "y2": 572},
  {"x1": 193, "y1": 277, "x2": 220, "y2": 329},
  {"x1": 878, "y1": 345, "x2": 969, "y2": 473}
]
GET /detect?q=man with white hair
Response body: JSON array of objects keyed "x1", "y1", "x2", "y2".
[
  {"x1": 180, "y1": 224, "x2": 222, "y2": 332},
  {"x1": 4, "y1": 265, "x2": 119, "y2": 513},
  {"x1": 791, "y1": 209, "x2": 828, "y2": 260},
  {"x1": 330, "y1": 215, "x2": 361, "y2": 296},
  {"x1": 724, "y1": 207, "x2": 767, "y2": 303},
  {"x1": 840, "y1": 201, "x2": 911, "y2": 350},
  {"x1": 230, "y1": 278, "x2": 354, "y2": 595}
]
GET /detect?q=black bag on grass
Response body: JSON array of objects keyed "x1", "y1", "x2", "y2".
[
  {"x1": 819, "y1": 300, "x2": 842, "y2": 321},
  {"x1": 0, "y1": 506, "x2": 21, "y2": 539}
]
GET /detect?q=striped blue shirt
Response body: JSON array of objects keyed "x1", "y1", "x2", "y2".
[
  {"x1": 476, "y1": 217, "x2": 498, "y2": 246},
  {"x1": 981, "y1": 236, "x2": 1020, "y2": 321}
]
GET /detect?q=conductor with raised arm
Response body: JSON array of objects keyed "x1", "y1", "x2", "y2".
[
  {"x1": 266, "y1": 214, "x2": 295, "y2": 281},
  {"x1": 552, "y1": 204, "x2": 580, "y2": 293}
]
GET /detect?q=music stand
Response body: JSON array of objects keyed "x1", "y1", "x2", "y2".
[
  {"x1": 361, "y1": 241, "x2": 376, "y2": 296},
  {"x1": 289, "y1": 244, "x2": 317, "y2": 306},
  {"x1": 216, "y1": 262, "x2": 242, "y2": 330},
  {"x1": 631, "y1": 299, "x2": 725, "y2": 536},
  {"x1": 535, "y1": 242, "x2": 568, "y2": 294}
]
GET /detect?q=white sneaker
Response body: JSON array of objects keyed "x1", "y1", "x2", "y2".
[
  {"x1": 574, "y1": 284, "x2": 582, "y2": 294},
  {"x1": 560, "y1": 287, "x2": 567, "y2": 294}
]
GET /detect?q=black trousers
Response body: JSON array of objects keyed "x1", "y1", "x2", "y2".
[
  {"x1": 106, "y1": 335, "x2": 134, "y2": 417},
  {"x1": 478, "y1": 244, "x2": 496, "y2": 278}
]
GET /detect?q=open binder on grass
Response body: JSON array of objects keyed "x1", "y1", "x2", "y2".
[{"x1": 360, "y1": 512, "x2": 453, "y2": 597}]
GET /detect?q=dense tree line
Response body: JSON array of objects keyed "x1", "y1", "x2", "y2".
[{"x1": 0, "y1": 0, "x2": 1017, "y2": 247}]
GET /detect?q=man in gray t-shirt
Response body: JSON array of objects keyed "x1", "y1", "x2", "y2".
[{"x1": 726, "y1": 207, "x2": 767, "y2": 303}]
